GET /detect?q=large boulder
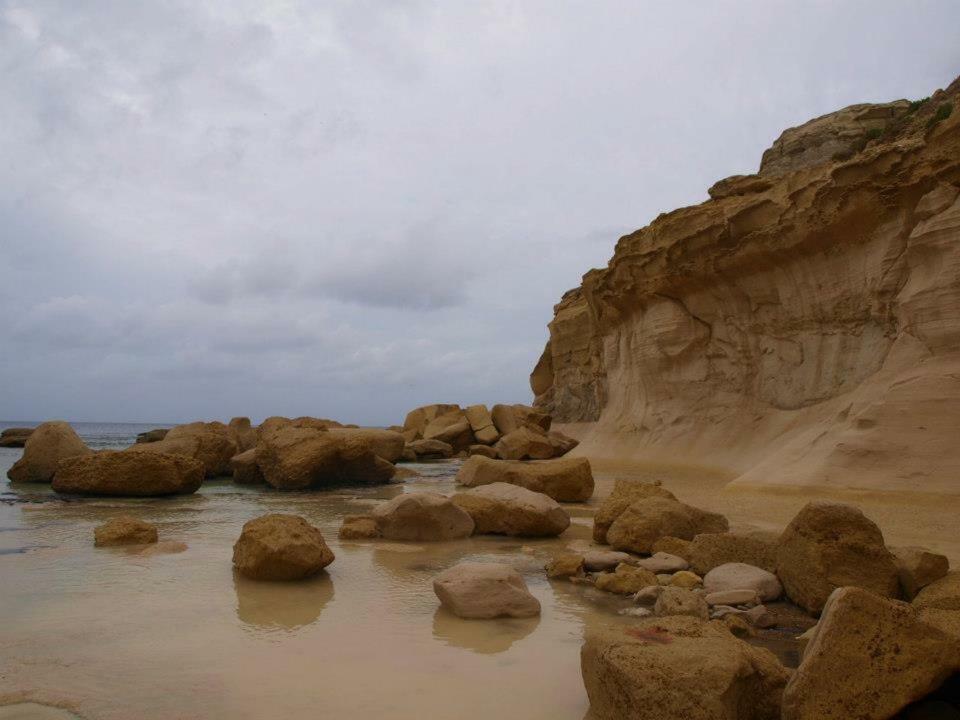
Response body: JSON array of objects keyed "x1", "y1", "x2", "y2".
[
  {"x1": 782, "y1": 587, "x2": 960, "y2": 720},
  {"x1": 452, "y1": 482, "x2": 569, "y2": 537},
  {"x1": 332, "y1": 427, "x2": 405, "y2": 463},
  {"x1": 53, "y1": 450, "x2": 204, "y2": 496},
  {"x1": 228, "y1": 417, "x2": 257, "y2": 452},
  {"x1": 776, "y1": 501, "x2": 900, "y2": 613},
  {"x1": 129, "y1": 421, "x2": 238, "y2": 478},
  {"x1": 421, "y1": 409, "x2": 474, "y2": 452},
  {"x1": 494, "y1": 426, "x2": 554, "y2": 460},
  {"x1": 230, "y1": 448, "x2": 264, "y2": 484},
  {"x1": 456, "y1": 455, "x2": 594, "y2": 502},
  {"x1": 891, "y1": 546, "x2": 950, "y2": 599},
  {"x1": 464, "y1": 404, "x2": 499, "y2": 445},
  {"x1": 581, "y1": 616, "x2": 789, "y2": 720},
  {"x1": 433, "y1": 562, "x2": 540, "y2": 618},
  {"x1": 606, "y1": 496, "x2": 729, "y2": 554},
  {"x1": 0, "y1": 427, "x2": 33, "y2": 448},
  {"x1": 232, "y1": 514, "x2": 335, "y2": 581},
  {"x1": 407, "y1": 438, "x2": 454, "y2": 459},
  {"x1": 703, "y1": 563, "x2": 782, "y2": 602},
  {"x1": 490, "y1": 403, "x2": 551, "y2": 435},
  {"x1": 255, "y1": 425, "x2": 396, "y2": 490},
  {"x1": 688, "y1": 531, "x2": 779, "y2": 575},
  {"x1": 7, "y1": 421, "x2": 92, "y2": 483},
  {"x1": 94, "y1": 516, "x2": 159, "y2": 547},
  {"x1": 370, "y1": 492, "x2": 474, "y2": 541},
  {"x1": 592, "y1": 480, "x2": 677, "y2": 543},
  {"x1": 402, "y1": 404, "x2": 461, "y2": 440}
]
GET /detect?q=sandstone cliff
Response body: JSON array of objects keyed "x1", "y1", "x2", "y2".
[{"x1": 532, "y1": 77, "x2": 960, "y2": 495}]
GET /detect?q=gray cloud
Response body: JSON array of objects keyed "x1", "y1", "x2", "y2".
[{"x1": 1, "y1": 1, "x2": 958, "y2": 424}]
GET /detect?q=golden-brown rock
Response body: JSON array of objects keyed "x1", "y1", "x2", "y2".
[
  {"x1": 421, "y1": 410, "x2": 474, "y2": 452},
  {"x1": 53, "y1": 450, "x2": 203, "y2": 496},
  {"x1": 592, "y1": 479, "x2": 677, "y2": 543},
  {"x1": 0, "y1": 427, "x2": 33, "y2": 448},
  {"x1": 232, "y1": 514, "x2": 334, "y2": 581},
  {"x1": 494, "y1": 426, "x2": 554, "y2": 460},
  {"x1": 782, "y1": 587, "x2": 960, "y2": 720},
  {"x1": 129, "y1": 421, "x2": 238, "y2": 478},
  {"x1": 338, "y1": 514, "x2": 380, "y2": 540},
  {"x1": 402, "y1": 404, "x2": 460, "y2": 440},
  {"x1": 912, "y1": 571, "x2": 960, "y2": 611},
  {"x1": 230, "y1": 448, "x2": 264, "y2": 484},
  {"x1": 581, "y1": 616, "x2": 789, "y2": 720},
  {"x1": 776, "y1": 501, "x2": 899, "y2": 613},
  {"x1": 455, "y1": 455, "x2": 594, "y2": 502},
  {"x1": 463, "y1": 404, "x2": 499, "y2": 445},
  {"x1": 688, "y1": 531, "x2": 779, "y2": 575},
  {"x1": 452, "y1": 482, "x2": 569, "y2": 537},
  {"x1": 606, "y1": 496, "x2": 728, "y2": 554},
  {"x1": 545, "y1": 553, "x2": 585, "y2": 579},
  {"x1": 7, "y1": 421, "x2": 92, "y2": 483},
  {"x1": 594, "y1": 563, "x2": 657, "y2": 595},
  {"x1": 94, "y1": 516, "x2": 159, "y2": 547},
  {"x1": 228, "y1": 417, "x2": 257, "y2": 452},
  {"x1": 892, "y1": 546, "x2": 950, "y2": 599},
  {"x1": 370, "y1": 492, "x2": 474, "y2": 541}
]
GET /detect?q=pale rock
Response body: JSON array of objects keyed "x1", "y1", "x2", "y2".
[{"x1": 433, "y1": 562, "x2": 540, "y2": 619}]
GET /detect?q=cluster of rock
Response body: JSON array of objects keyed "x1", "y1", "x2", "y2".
[
  {"x1": 559, "y1": 481, "x2": 958, "y2": 718},
  {"x1": 394, "y1": 403, "x2": 578, "y2": 461},
  {"x1": 0, "y1": 427, "x2": 33, "y2": 448}
]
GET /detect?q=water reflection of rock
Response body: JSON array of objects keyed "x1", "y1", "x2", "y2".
[
  {"x1": 234, "y1": 572, "x2": 334, "y2": 631},
  {"x1": 432, "y1": 608, "x2": 540, "y2": 655}
]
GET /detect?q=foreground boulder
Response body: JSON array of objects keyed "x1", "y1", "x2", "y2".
[
  {"x1": 606, "y1": 496, "x2": 729, "y2": 554},
  {"x1": 230, "y1": 449, "x2": 264, "y2": 484},
  {"x1": 371, "y1": 492, "x2": 474, "y2": 541},
  {"x1": 776, "y1": 501, "x2": 900, "y2": 613},
  {"x1": 129, "y1": 421, "x2": 238, "y2": 478},
  {"x1": 581, "y1": 616, "x2": 789, "y2": 720},
  {"x1": 94, "y1": 516, "x2": 159, "y2": 547},
  {"x1": 456, "y1": 455, "x2": 593, "y2": 502},
  {"x1": 452, "y1": 483, "x2": 569, "y2": 537},
  {"x1": 7, "y1": 421, "x2": 92, "y2": 483},
  {"x1": 256, "y1": 425, "x2": 396, "y2": 490},
  {"x1": 688, "y1": 531, "x2": 778, "y2": 575},
  {"x1": 53, "y1": 450, "x2": 204, "y2": 496},
  {"x1": 0, "y1": 427, "x2": 33, "y2": 448},
  {"x1": 782, "y1": 587, "x2": 960, "y2": 720},
  {"x1": 703, "y1": 563, "x2": 782, "y2": 602},
  {"x1": 232, "y1": 514, "x2": 334, "y2": 581},
  {"x1": 592, "y1": 480, "x2": 677, "y2": 543},
  {"x1": 433, "y1": 562, "x2": 540, "y2": 618},
  {"x1": 494, "y1": 427, "x2": 554, "y2": 460}
]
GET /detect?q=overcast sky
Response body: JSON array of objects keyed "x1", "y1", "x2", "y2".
[{"x1": 1, "y1": 1, "x2": 958, "y2": 425}]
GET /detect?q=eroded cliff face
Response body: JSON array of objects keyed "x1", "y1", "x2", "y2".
[{"x1": 532, "y1": 77, "x2": 960, "y2": 495}]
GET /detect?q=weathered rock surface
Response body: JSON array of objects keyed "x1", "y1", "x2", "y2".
[
  {"x1": 232, "y1": 514, "x2": 334, "y2": 581},
  {"x1": 583, "y1": 550, "x2": 635, "y2": 572},
  {"x1": 7, "y1": 421, "x2": 92, "y2": 483},
  {"x1": 228, "y1": 417, "x2": 257, "y2": 452},
  {"x1": 130, "y1": 421, "x2": 238, "y2": 478},
  {"x1": 467, "y1": 444, "x2": 497, "y2": 458},
  {"x1": 892, "y1": 546, "x2": 950, "y2": 599},
  {"x1": 494, "y1": 427, "x2": 554, "y2": 460},
  {"x1": 135, "y1": 428, "x2": 168, "y2": 444},
  {"x1": 605, "y1": 496, "x2": 729, "y2": 554},
  {"x1": 433, "y1": 562, "x2": 540, "y2": 618},
  {"x1": 255, "y1": 425, "x2": 396, "y2": 490},
  {"x1": 452, "y1": 482, "x2": 569, "y2": 537},
  {"x1": 455, "y1": 455, "x2": 594, "y2": 502},
  {"x1": 581, "y1": 616, "x2": 789, "y2": 720},
  {"x1": 776, "y1": 501, "x2": 899, "y2": 612},
  {"x1": 531, "y1": 77, "x2": 960, "y2": 497},
  {"x1": 53, "y1": 450, "x2": 203, "y2": 496},
  {"x1": 703, "y1": 563, "x2": 782, "y2": 602},
  {"x1": 407, "y1": 438, "x2": 454, "y2": 459},
  {"x1": 912, "y1": 571, "x2": 960, "y2": 611},
  {"x1": 782, "y1": 587, "x2": 960, "y2": 720},
  {"x1": 422, "y1": 409, "x2": 474, "y2": 452},
  {"x1": 688, "y1": 531, "x2": 778, "y2": 575},
  {"x1": 637, "y1": 551, "x2": 689, "y2": 574},
  {"x1": 403, "y1": 404, "x2": 460, "y2": 439},
  {"x1": 592, "y1": 480, "x2": 676, "y2": 543},
  {"x1": 370, "y1": 492, "x2": 474, "y2": 541},
  {"x1": 595, "y1": 563, "x2": 658, "y2": 595},
  {"x1": 338, "y1": 514, "x2": 381, "y2": 540},
  {"x1": 464, "y1": 404, "x2": 499, "y2": 445},
  {"x1": 0, "y1": 427, "x2": 33, "y2": 448},
  {"x1": 545, "y1": 553, "x2": 585, "y2": 579},
  {"x1": 94, "y1": 516, "x2": 159, "y2": 546},
  {"x1": 230, "y1": 448, "x2": 264, "y2": 484},
  {"x1": 653, "y1": 586, "x2": 709, "y2": 619}
]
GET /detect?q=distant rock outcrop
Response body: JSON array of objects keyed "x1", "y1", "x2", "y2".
[{"x1": 532, "y1": 76, "x2": 960, "y2": 495}]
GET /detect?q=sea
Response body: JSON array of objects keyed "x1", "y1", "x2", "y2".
[{"x1": 0, "y1": 420, "x2": 173, "y2": 450}]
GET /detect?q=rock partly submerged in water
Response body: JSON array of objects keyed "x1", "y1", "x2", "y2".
[
  {"x1": 605, "y1": 496, "x2": 728, "y2": 555},
  {"x1": 451, "y1": 482, "x2": 570, "y2": 537},
  {"x1": 135, "y1": 428, "x2": 169, "y2": 444},
  {"x1": 7, "y1": 421, "x2": 92, "y2": 483},
  {"x1": 0, "y1": 427, "x2": 34, "y2": 448},
  {"x1": 782, "y1": 586, "x2": 960, "y2": 720},
  {"x1": 94, "y1": 516, "x2": 159, "y2": 546},
  {"x1": 52, "y1": 450, "x2": 203, "y2": 496},
  {"x1": 776, "y1": 500, "x2": 900, "y2": 613},
  {"x1": 233, "y1": 513, "x2": 335, "y2": 581},
  {"x1": 581, "y1": 615, "x2": 789, "y2": 720},
  {"x1": 128, "y1": 420, "x2": 238, "y2": 478},
  {"x1": 595, "y1": 563, "x2": 658, "y2": 595},
  {"x1": 433, "y1": 561, "x2": 541, "y2": 619},
  {"x1": 455, "y1": 455, "x2": 594, "y2": 502}
]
